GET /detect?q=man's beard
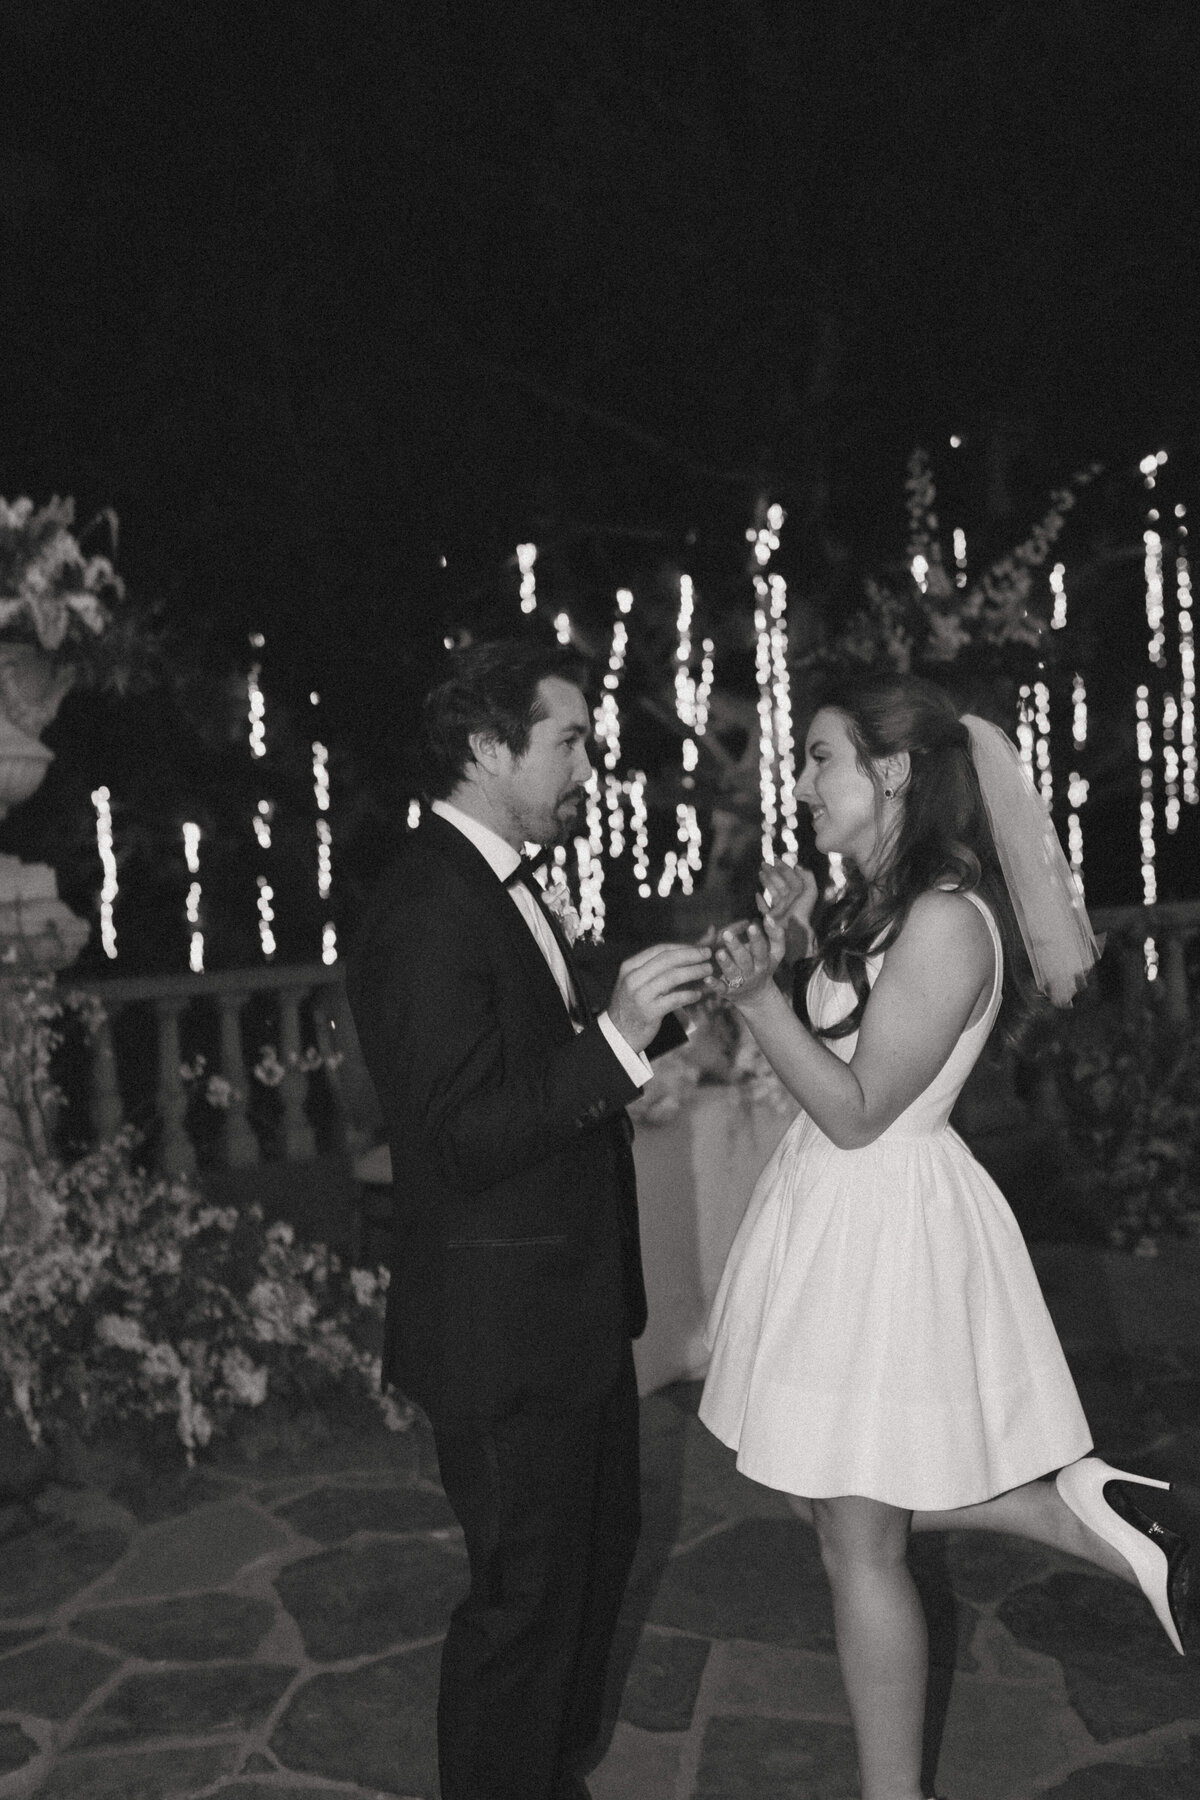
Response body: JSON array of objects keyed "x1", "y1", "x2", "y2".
[{"x1": 545, "y1": 790, "x2": 584, "y2": 845}]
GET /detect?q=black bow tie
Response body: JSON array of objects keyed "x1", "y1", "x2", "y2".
[{"x1": 504, "y1": 857, "x2": 537, "y2": 889}]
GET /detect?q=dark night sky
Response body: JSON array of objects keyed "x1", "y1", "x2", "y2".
[{"x1": 2, "y1": 0, "x2": 1199, "y2": 944}]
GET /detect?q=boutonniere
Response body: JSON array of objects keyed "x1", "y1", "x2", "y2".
[{"x1": 540, "y1": 877, "x2": 582, "y2": 945}]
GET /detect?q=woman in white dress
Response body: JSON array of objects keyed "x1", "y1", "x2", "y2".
[{"x1": 698, "y1": 674, "x2": 1196, "y2": 1800}]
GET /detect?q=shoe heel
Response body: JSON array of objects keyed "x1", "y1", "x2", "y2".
[{"x1": 1056, "y1": 1456, "x2": 1187, "y2": 1657}]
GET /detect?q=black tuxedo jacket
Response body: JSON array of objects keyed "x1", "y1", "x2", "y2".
[{"x1": 346, "y1": 812, "x2": 648, "y2": 1422}]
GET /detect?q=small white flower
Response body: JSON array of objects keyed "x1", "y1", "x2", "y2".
[
  {"x1": 350, "y1": 1268, "x2": 379, "y2": 1307},
  {"x1": 221, "y1": 1346, "x2": 269, "y2": 1407},
  {"x1": 96, "y1": 1312, "x2": 147, "y2": 1353},
  {"x1": 205, "y1": 1075, "x2": 236, "y2": 1110},
  {"x1": 541, "y1": 879, "x2": 582, "y2": 944},
  {"x1": 253, "y1": 1046, "x2": 286, "y2": 1087}
]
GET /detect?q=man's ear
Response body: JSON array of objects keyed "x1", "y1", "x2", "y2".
[
  {"x1": 467, "y1": 730, "x2": 502, "y2": 776},
  {"x1": 880, "y1": 750, "x2": 911, "y2": 795}
]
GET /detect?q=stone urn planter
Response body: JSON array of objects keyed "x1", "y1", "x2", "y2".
[{"x1": 0, "y1": 643, "x2": 88, "y2": 969}]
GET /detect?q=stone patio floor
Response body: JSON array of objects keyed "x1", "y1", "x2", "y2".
[{"x1": 2, "y1": 1345, "x2": 1200, "y2": 1800}]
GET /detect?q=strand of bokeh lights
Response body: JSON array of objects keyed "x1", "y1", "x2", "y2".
[
  {"x1": 748, "y1": 503, "x2": 786, "y2": 863},
  {"x1": 92, "y1": 786, "x2": 118, "y2": 959},
  {"x1": 183, "y1": 821, "x2": 203, "y2": 972},
  {"x1": 1177, "y1": 507, "x2": 1197, "y2": 806},
  {"x1": 310, "y1": 693, "x2": 337, "y2": 964},
  {"x1": 246, "y1": 633, "x2": 275, "y2": 960},
  {"x1": 1067, "y1": 674, "x2": 1088, "y2": 899}
]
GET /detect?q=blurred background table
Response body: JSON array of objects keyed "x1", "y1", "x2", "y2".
[{"x1": 631, "y1": 1084, "x2": 798, "y2": 1396}]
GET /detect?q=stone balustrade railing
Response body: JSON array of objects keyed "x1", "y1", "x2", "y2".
[
  {"x1": 17, "y1": 896, "x2": 1200, "y2": 1181},
  {"x1": 63, "y1": 961, "x2": 370, "y2": 1179},
  {"x1": 1088, "y1": 898, "x2": 1200, "y2": 1030}
]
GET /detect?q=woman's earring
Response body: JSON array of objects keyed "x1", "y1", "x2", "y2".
[{"x1": 883, "y1": 785, "x2": 895, "y2": 799}]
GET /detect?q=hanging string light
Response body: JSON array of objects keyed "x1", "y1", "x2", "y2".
[
  {"x1": 593, "y1": 590, "x2": 634, "y2": 859},
  {"x1": 247, "y1": 635, "x2": 267, "y2": 758},
  {"x1": 674, "y1": 572, "x2": 702, "y2": 791},
  {"x1": 1049, "y1": 562, "x2": 1067, "y2": 630},
  {"x1": 1033, "y1": 679, "x2": 1053, "y2": 809},
  {"x1": 628, "y1": 771, "x2": 650, "y2": 899},
  {"x1": 256, "y1": 875, "x2": 277, "y2": 961},
  {"x1": 1144, "y1": 526, "x2": 1166, "y2": 669},
  {"x1": 1140, "y1": 452, "x2": 1169, "y2": 669},
  {"x1": 246, "y1": 633, "x2": 274, "y2": 959},
  {"x1": 749, "y1": 502, "x2": 791, "y2": 864},
  {"x1": 310, "y1": 693, "x2": 335, "y2": 960},
  {"x1": 517, "y1": 543, "x2": 538, "y2": 614},
  {"x1": 182, "y1": 821, "x2": 203, "y2": 973},
  {"x1": 1176, "y1": 507, "x2": 1197, "y2": 805},
  {"x1": 695, "y1": 637, "x2": 714, "y2": 736},
  {"x1": 1066, "y1": 673, "x2": 1088, "y2": 898},
  {"x1": 657, "y1": 802, "x2": 703, "y2": 899},
  {"x1": 1016, "y1": 686, "x2": 1035, "y2": 774},
  {"x1": 92, "y1": 786, "x2": 118, "y2": 960},
  {"x1": 953, "y1": 528, "x2": 968, "y2": 590},
  {"x1": 1163, "y1": 694, "x2": 1181, "y2": 834},
  {"x1": 553, "y1": 611, "x2": 572, "y2": 646},
  {"x1": 754, "y1": 575, "x2": 778, "y2": 862},
  {"x1": 407, "y1": 799, "x2": 421, "y2": 829},
  {"x1": 1066, "y1": 774, "x2": 1088, "y2": 899},
  {"x1": 675, "y1": 573, "x2": 696, "y2": 721},
  {"x1": 577, "y1": 775, "x2": 605, "y2": 940},
  {"x1": 746, "y1": 504, "x2": 783, "y2": 568},
  {"x1": 1136, "y1": 683, "x2": 1157, "y2": 978},
  {"x1": 770, "y1": 575, "x2": 799, "y2": 862}
]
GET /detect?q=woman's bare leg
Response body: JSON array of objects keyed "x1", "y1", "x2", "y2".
[
  {"x1": 790, "y1": 1476, "x2": 1135, "y2": 1584},
  {"x1": 810, "y1": 1494, "x2": 927, "y2": 1800}
]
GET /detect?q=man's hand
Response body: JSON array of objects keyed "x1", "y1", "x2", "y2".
[{"x1": 608, "y1": 943, "x2": 717, "y2": 1052}]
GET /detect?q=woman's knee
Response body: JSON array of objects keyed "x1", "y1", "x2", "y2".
[{"x1": 811, "y1": 1495, "x2": 910, "y2": 1578}]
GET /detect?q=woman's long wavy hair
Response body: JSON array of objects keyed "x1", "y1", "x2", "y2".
[{"x1": 801, "y1": 674, "x2": 1040, "y2": 1039}]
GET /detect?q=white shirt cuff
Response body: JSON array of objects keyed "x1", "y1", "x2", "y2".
[{"x1": 596, "y1": 1011, "x2": 654, "y2": 1088}]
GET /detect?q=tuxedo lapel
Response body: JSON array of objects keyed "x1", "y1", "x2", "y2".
[
  {"x1": 419, "y1": 815, "x2": 579, "y2": 1030},
  {"x1": 527, "y1": 883, "x2": 592, "y2": 1023}
]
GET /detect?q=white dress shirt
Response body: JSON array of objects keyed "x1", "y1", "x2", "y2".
[{"x1": 431, "y1": 800, "x2": 653, "y2": 1088}]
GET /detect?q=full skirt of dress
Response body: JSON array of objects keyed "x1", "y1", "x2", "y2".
[{"x1": 699, "y1": 1110, "x2": 1093, "y2": 1511}]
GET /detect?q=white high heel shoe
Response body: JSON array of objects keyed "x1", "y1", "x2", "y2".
[{"x1": 1056, "y1": 1456, "x2": 1193, "y2": 1657}]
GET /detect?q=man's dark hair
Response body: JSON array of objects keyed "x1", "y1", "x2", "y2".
[{"x1": 421, "y1": 639, "x2": 590, "y2": 798}]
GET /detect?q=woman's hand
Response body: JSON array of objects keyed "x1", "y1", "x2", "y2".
[
  {"x1": 713, "y1": 911, "x2": 787, "y2": 1008},
  {"x1": 758, "y1": 860, "x2": 819, "y2": 961}
]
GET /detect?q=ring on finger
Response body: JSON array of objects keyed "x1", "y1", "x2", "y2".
[{"x1": 724, "y1": 971, "x2": 745, "y2": 991}]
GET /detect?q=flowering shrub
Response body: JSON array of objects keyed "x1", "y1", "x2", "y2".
[
  {"x1": 179, "y1": 1042, "x2": 343, "y2": 1111},
  {"x1": 1043, "y1": 1007, "x2": 1200, "y2": 1254},
  {"x1": 0, "y1": 976, "x2": 406, "y2": 1464},
  {"x1": 826, "y1": 448, "x2": 1101, "y2": 675},
  {"x1": 0, "y1": 495, "x2": 120, "y2": 656}
]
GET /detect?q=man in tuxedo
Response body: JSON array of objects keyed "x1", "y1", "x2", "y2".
[{"x1": 347, "y1": 640, "x2": 713, "y2": 1800}]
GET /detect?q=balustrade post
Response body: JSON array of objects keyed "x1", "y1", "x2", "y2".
[
  {"x1": 1120, "y1": 935, "x2": 1146, "y2": 1030},
  {"x1": 1161, "y1": 929, "x2": 1190, "y2": 1028},
  {"x1": 277, "y1": 988, "x2": 317, "y2": 1162},
  {"x1": 89, "y1": 1011, "x2": 125, "y2": 1142},
  {"x1": 217, "y1": 991, "x2": 260, "y2": 1168},
  {"x1": 154, "y1": 998, "x2": 196, "y2": 1177}
]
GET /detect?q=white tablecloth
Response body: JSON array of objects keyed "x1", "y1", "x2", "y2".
[{"x1": 631, "y1": 1086, "x2": 798, "y2": 1396}]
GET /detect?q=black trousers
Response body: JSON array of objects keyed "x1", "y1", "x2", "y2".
[{"x1": 431, "y1": 1346, "x2": 641, "y2": 1800}]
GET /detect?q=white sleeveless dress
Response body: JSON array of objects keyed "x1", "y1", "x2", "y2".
[{"x1": 699, "y1": 892, "x2": 1092, "y2": 1510}]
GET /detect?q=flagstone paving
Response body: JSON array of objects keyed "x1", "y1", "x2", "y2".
[{"x1": 1, "y1": 1345, "x2": 1199, "y2": 1800}]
